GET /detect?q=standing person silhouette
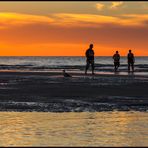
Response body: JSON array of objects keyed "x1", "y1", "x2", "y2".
[
  {"x1": 85, "y1": 44, "x2": 95, "y2": 75},
  {"x1": 127, "y1": 50, "x2": 135, "y2": 72},
  {"x1": 113, "y1": 51, "x2": 120, "y2": 72}
]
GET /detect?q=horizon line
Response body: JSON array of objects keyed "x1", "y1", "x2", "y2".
[{"x1": 0, "y1": 55, "x2": 148, "y2": 57}]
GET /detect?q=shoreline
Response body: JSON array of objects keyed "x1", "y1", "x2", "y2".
[{"x1": 0, "y1": 70, "x2": 148, "y2": 77}]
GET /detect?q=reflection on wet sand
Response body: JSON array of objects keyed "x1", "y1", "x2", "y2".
[{"x1": 0, "y1": 111, "x2": 147, "y2": 146}]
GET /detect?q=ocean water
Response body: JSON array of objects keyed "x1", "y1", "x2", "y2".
[
  {"x1": 0, "y1": 56, "x2": 148, "y2": 75},
  {"x1": 0, "y1": 111, "x2": 147, "y2": 147}
]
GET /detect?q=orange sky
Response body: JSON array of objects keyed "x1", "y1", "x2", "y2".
[{"x1": 0, "y1": 1, "x2": 148, "y2": 56}]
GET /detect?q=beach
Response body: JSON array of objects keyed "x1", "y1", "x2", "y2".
[
  {"x1": 0, "y1": 71, "x2": 147, "y2": 112},
  {"x1": 0, "y1": 57, "x2": 148, "y2": 147}
]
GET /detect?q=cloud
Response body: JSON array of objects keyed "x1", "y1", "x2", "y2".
[
  {"x1": 52, "y1": 13, "x2": 119, "y2": 27},
  {"x1": 0, "y1": 12, "x2": 148, "y2": 30},
  {"x1": 110, "y1": 2, "x2": 124, "y2": 9},
  {"x1": 96, "y1": 3, "x2": 105, "y2": 10},
  {"x1": 121, "y1": 14, "x2": 148, "y2": 26},
  {"x1": 0, "y1": 12, "x2": 54, "y2": 29},
  {"x1": 52, "y1": 13, "x2": 148, "y2": 28}
]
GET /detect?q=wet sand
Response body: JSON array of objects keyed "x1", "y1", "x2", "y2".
[{"x1": 0, "y1": 71, "x2": 148, "y2": 111}]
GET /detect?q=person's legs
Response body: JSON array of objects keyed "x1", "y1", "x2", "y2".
[
  {"x1": 116, "y1": 63, "x2": 119, "y2": 71},
  {"x1": 114, "y1": 62, "x2": 118, "y2": 71},
  {"x1": 85, "y1": 60, "x2": 90, "y2": 74},
  {"x1": 117, "y1": 62, "x2": 120, "y2": 71},
  {"x1": 128, "y1": 62, "x2": 130, "y2": 71},
  {"x1": 116, "y1": 64, "x2": 118, "y2": 71},
  {"x1": 114, "y1": 62, "x2": 116, "y2": 71},
  {"x1": 91, "y1": 60, "x2": 94, "y2": 74},
  {"x1": 131, "y1": 62, "x2": 134, "y2": 72}
]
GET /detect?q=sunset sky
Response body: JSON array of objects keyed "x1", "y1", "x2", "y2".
[{"x1": 0, "y1": 1, "x2": 148, "y2": 56}]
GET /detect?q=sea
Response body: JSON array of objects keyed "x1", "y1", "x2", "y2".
[
  {"x1": 0, "y1": 56, "x2": 148, "y2": 75},
  {"x1": 0, "y1": 56, "x2": 148, "y2": 146}
]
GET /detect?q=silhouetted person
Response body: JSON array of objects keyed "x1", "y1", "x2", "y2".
[
  {"x1": 85, "y1": 44, "x2": 95, "y2": 75},
  {"x1": 63, "y1": 70, "x2": 71, "y2": 77},
  {"x1": 127, "y1": 50, "x2": 135, "y2": 72},
  {"x1": 113, "y1": 51, "x2": 120, "y2": 72}
]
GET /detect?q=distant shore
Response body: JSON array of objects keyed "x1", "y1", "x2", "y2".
[{"x1": 0, "y1": 71, "x2": 147, "y2": 112}]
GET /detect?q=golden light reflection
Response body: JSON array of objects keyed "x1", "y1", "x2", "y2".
[{"x1": 0, "y1": 112, "x2": 147, "y2": 146}]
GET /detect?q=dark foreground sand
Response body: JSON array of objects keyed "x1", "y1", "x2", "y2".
[{"x1": 0, "y1": 71, "x2": 147, "y2": 112}]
